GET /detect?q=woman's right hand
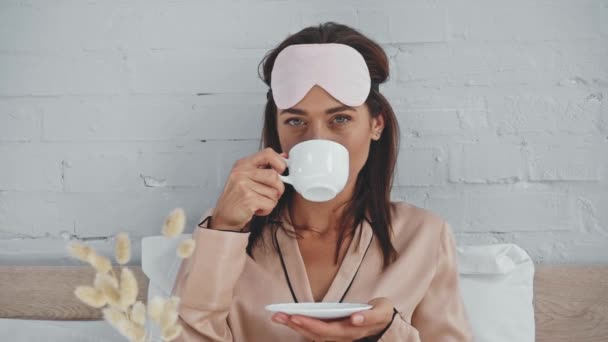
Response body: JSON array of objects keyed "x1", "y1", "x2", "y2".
[{"x1": 210, "y1": 148, "x2": 288, "y2": 231}]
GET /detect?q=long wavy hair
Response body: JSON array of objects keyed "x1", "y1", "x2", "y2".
[{"x1": 245, "y1": 22, "x2": 400, "y2": 270}]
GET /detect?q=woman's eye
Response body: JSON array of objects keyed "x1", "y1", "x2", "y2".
[
  {"x1": 285, "y1": 118, "x2": 304, "y2": 126},
  {"x1": 333, "y1": 115, "x2": 351, "y2": 124},
  {"x1": 284, "y1": 115, "x2": 350, "y2": 127}
]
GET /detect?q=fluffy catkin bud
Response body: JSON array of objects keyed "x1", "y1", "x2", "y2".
[
  {"x1": 162, "y1": 208, "x2": 186, "y2": 238},
  {"x1": 115, "y1": 232, "x2": 131, "y2": 265},
  {"x1": 119, "y1": 267, "x2": 138, "y2": 310},
  {"x1": 102, "y1": 307, "x2": 127, "y2": 328},
  {"x1": 177, "y1": 239, "x2": 196, "y2": 258},
  {"x1": 94, "y1": 272, "x2": 119, "y2": 289},
  {"x1": 130, "y1": 301, "x2": 147, "y2": 326},
  {"x1": 117, "y1": 319, "x2": 147, "y2": 342},
  {"x1": 162, "y1": 324, "x2": 183, "y2": 341},
  {"x1": 147, "y1": 296, "x2": 166, "y2": 323},
  {"x1": 88, "y1": 252, "x2": 113, "y2": 274},
  {"x1": 94, "y1": 272, "x2": 121, "y2": 307},
  {"x1": 74, "y1": 286, "x2": 107, "y2": 308},
  {"x1": 160, "y1": 309, "x2": 178, "y2": 331},
  {"x1": 67, "y1": 242, "x2": 92, "y2": 263}
]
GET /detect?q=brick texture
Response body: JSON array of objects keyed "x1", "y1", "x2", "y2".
[{"x1": 0, "y1": 0, "x2": 606, "y2": 264}]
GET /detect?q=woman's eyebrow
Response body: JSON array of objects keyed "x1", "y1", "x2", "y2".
[{"x1": 279, "y1": 105, "x2": 356, "y2": 115}]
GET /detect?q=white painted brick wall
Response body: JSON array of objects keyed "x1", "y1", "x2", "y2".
[
  {"x1": 1, "y1": 0, "x2": 607, "y2": 265},
  {"x1": 449, "y1": 143, "x2": 525, "y2": 183}
]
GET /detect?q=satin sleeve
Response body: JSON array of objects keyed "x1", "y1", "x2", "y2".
[
  {"x1": 410, "y1": 221, "x2": 474, "y2": 341},
  {"x1": 170, "y1": 209, "x2": 250, "y2": 342},
  {"x1": 376, "y1": 308, "x2": 421, "y2": 342}
]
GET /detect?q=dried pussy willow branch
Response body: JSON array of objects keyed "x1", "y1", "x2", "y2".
[{"x1": 68, "y1": 207, "x2": 196, "y2": 342}]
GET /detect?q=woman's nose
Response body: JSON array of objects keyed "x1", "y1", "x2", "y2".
[{"x1": 307, "y1": 122, "x2": 331, "y2": 140}]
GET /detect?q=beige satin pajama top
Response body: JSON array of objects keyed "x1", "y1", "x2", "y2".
[{"x1": 171, "y1": 201, "x2": 473, "y2": 341}]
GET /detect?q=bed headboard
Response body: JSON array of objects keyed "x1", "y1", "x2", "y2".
[
  {"x1": 0, "y1": 266, "x2": 148, "y2": 321},
  {"x1": 533, "y1": 265, "x2": 608, "y2": 342},
  {"x1": 0, "y1": 265, "x2": 607, "y2": 341}
]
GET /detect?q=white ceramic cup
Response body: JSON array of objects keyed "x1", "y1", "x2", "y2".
[{"x1": 279, "y1": 139, "x2": 349, "y2": 202}]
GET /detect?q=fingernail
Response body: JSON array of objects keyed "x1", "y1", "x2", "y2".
[
  {"x1": 353, "y1": 315, "x2": 364, "y2": 325},
  {"x1": 274, "y1": 315, "x2": 286, "y2": 324},
  {"x1": 291, "y1": 317, "x2": 301, "y2": 325}
]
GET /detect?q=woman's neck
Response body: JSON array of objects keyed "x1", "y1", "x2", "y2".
[{"x1": 288, "y1": 181, "x2": 355, "y2": 239}]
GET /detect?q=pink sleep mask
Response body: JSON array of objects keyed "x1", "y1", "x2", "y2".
[{"x1": 269, "y1": 43, "x2": 372, "y2": 109}]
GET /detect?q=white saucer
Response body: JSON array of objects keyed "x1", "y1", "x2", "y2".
[{"x1": 265, "y1": 302, "x2": 372, "y2": 319}]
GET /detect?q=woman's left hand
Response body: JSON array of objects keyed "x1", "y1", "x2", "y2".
[{"x1": 271, "y1": 297, "x2": 395, "y2": 342}]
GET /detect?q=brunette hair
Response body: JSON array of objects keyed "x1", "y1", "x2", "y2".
[{"x1": 245, "y1": 22, "x2": 400, "y2": 269}]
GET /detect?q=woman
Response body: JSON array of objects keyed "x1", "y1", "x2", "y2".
[{"x1": 171, "y1": 22, "x2": 473, "y2": 341}]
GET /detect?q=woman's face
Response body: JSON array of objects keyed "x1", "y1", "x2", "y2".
[{"x1": 276, "y1": 85, "x2": 384, "y2": 193}]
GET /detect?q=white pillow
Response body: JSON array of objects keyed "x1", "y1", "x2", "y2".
[
  {"x1": 141, "y1": 234, "x2": 191, "y2": 296},
  {"x1": 142, "y1": 234, "x2": 192, "y2": 341},
  {"x1": 458, "y1": 244, "x2": 535, "y2": 342},
  {"x1": 141, "y1": 236, "x2": 535, "y2": 342}
]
